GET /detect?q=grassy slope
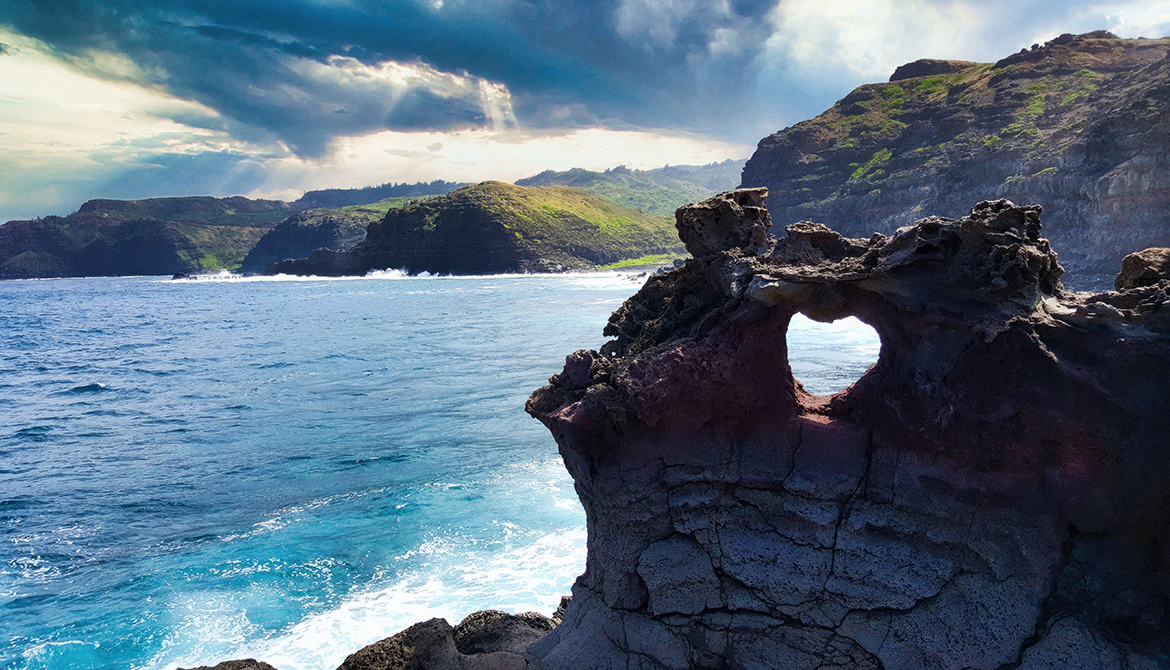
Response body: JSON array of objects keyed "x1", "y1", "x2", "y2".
[
  {"x1": 465, "y1": 181, "x2": 682, "y2": 256},
  {"x1": 372, "y1": 182, "x2": 686, "y2": 271},
  {"x1": 338, "y1": 195, "x2": 439, "y2": 217},
  {"x1": 515, "y1": 167, "x2": 715, "y2": 217}
]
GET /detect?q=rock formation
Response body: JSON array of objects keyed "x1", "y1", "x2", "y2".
[
  {"x1": 740, "y1": 32, "x2": 1170, "y2": 289},
  {"x1": 336, "y1": 607, "x2": 565, "y2": 670},
  {"x1": 522, "y1": 189, "x2": 1170, "y2": 669}
]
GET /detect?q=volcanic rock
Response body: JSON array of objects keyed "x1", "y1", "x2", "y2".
[
  {"x1": 1116, "y1": 247, "x2": 1170, "y2": 290},
  {"x1": 178, "y1": 660, "x2": 280, "y2": 670},
  {"x1": 524, "y1": 189, "x2": 1170, "y2": 669},
  {"x1": 334, "y1": 610, "x2": 558, "y2": 670}
]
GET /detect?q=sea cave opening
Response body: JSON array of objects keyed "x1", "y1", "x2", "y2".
[{"x1": 786, "y1": 313, "x2": 882, "y2": 396}]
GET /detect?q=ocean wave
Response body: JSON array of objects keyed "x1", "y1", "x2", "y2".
[
  {"x1": 58, "y1": 383, "x2": 111, "y2": 395},
  {"x1": 156, "y1": 268, "x2": 648, "y2": 287},
  {"x1": 150, "y1": 526, "x2": 586, "y2": 670}
]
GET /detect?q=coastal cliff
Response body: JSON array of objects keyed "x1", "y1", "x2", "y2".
[
  {"x1": 240, "y1": 209, "x2": 380, "y2": 274},
  {"x1": 740, "y1": 31, "x2": 1170, "y2": 288},
  {"x1": 268, "y1": 182, "x2": 684, "y2": 276},
  {"x1": 0, "y1": 196, "x2": 294, "y2": 278},
  {"x1": 520, "y1": 190, "x2": 1170, "y2": 668}
]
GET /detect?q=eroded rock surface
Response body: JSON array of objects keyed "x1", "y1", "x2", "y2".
[{"x1": 526, "y1": 190, "x2": 1170, "y2": 669}]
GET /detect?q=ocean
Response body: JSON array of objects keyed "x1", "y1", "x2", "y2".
[{"x1": 0, "y1": 272, "x2": 881, "y2": 670}]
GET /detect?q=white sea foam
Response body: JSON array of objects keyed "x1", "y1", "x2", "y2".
[
  {"x1": 148, "y1": 527, "x2": 585, "y2": 670},
  {"x1": 156, "y1": 268, "x2": 647, "y2": 288},
  {"x1": 256, "y1": 527, "x2": 584, "y2": 670}
]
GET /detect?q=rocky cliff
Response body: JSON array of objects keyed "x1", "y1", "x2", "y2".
[
  {"x1": 522, "y1": 190, "x2": 1170, "y2": 668},
  {"x1": 740, "y1": 31, "x2": 1170, "y2": 289},
  {"x1": 0, "y1": 196, "x2": 294, "y2": 278},
  {"x1": 268, "y1": 182, "x2": 685, "y2": 276},
  {"x1": 240, "y1": 209, "x2": 379, "y2": 274}
]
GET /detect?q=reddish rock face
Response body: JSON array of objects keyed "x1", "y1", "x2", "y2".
[{"x1": 527, "y1": 190, "x2": 1170, "y2": 669}]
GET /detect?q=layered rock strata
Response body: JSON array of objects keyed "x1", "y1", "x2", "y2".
[{"x1": 523, "y1": 189, "x2": 1170, "y2": 669}]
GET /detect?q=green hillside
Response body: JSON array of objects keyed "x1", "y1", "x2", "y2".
[
  {"x1": 240, "y1": 196, "x2": 439, "y2": 273},
  {"x1": 269, "y1": 182, "x2": 687, "y2": 276},
  {"x1": 740, "y1": 31, "x2": 1170, "y2": 283},
  {"x1": 516, "y1": 166, "x2": 720, "y2": 217}
]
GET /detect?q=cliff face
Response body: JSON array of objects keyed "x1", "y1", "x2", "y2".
[
  {"x1": 239, "y1": 209, "x2": 374, "y2": 274},
  {"x1": 741, "y1": 32, "x2": 1170, "y2": 288},
  {"x1": 523, "y1": 190, "x2": 1170, "y2": 669},
  {"x1": 0, "y1": 196, "x2": 294, "y2": 278},
  {"x1": 269, "y1": 182, "x2": 684, "y2": 276}
]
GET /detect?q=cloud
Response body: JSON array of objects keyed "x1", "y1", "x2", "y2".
[
  {"x1": 2, "y1": 0, "x2": 1170, "y2": 221},
  {"x1": 751, "y1": 0, "x2": 1170, "y2": 136},
  {"x1": 0, "y1": 0, "x2": 781, "y2": 153},
  {"x1": 8, "y1": 0, "x2": 1167, "y2": 158},
  {"x1": 0, "y1": 28, "x2": 751, "y2": 221},
  {"x1": 244, "y1": 126, "x2": 753, "y2": 202}
]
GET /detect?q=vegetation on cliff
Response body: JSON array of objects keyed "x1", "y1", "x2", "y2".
[
  {"x1": 0, "y1": 196, "x2": 294, "y2": 278},
  {"x1": 269, "y1": 182, "x2": 686, "y2": 276},
  {"x1": 239, "y1": 197, "x2": 438, "y2": 274},
  {"x1": 515, "y1": 160, "x2": 743, "y2": 217},
  {"x1": 741, "y1": 31, "x2": 1170, "y2": 285},
  {"x1": 292, "y1": 180, "x2": 465, "y2": 209}
]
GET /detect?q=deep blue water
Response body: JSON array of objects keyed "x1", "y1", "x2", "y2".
[{"x1": 0, "y1": 272, "x2": 879, "y2": 670}]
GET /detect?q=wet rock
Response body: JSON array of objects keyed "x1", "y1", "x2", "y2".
[
  {"x1": 334, "y1": 609, "x2": 559, "y2": 670},
  {"x1": 178, "y1": 660, "x2": 280, "y2": 670},
  {"x1": 452, "y1": 610, "x2": 556, "y2": 655}
]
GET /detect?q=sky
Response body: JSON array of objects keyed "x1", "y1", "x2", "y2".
[{"x1": 1, "y1": 0, "x2": 1169, "y2": 221}]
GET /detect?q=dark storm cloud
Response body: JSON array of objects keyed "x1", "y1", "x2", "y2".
[
  {"x1": 0, "y1": 0, "x2": 780, "y2": 155},
  {"x1": 2, "y1": 0, "x2": 1144, "y2": 157}
]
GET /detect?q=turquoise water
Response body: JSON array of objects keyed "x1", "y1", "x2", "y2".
[{"x1": 0, "y1": 272, "x2": 879, "y2": 670}]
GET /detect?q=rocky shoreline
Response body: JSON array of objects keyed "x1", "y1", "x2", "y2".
[{"x1": 193, "y1": 189, "x2": 1169, "y2": 669}]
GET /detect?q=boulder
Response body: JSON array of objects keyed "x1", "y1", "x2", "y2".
[{"x1": 1115, "y1": 247, "x2": 1170, "y2": 290}]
